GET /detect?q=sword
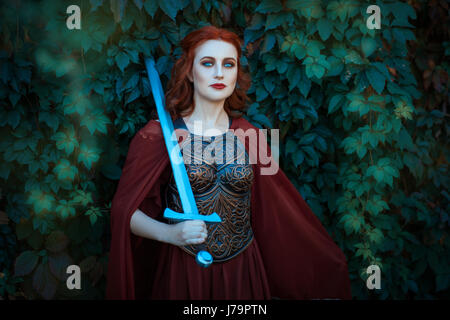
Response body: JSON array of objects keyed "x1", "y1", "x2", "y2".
[{"x1": 144, "y1": 57, "x2": 222, "y2": 268}]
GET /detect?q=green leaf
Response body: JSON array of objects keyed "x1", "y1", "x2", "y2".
[
  {"x1": 285, "y1": 139, "x2": 297, "y2": 155},
  {"x1": 115, "y1": 51, "x2": 130, "y2": 72},
  {"x1": 369, "y1": 131, "x2": 379, "y2": 148},
  {"x1": 9, "y1": 91, "x2": 21, "y2": 106},
  {"x1": 92, "y1": 81, "x2": 105, "y2": 95},
  {"x1": 306, "y1": 41, "x2": 323, "y2": 57},
  {"x1": 55, "y1": 58, "x2": 76, "y2": 78},
  {"x1": 255, "y1": 0, "x2": 282, "y2": 14},
  {"x1": 263, "y1": 76, "x2": 275, "y2": 93},
  {"x1": 341, "y1": 136, "x2": 359, "y2": 154},
  {"x1": 51, "y1": 130, "x2": 79, "y2": 156},
  {"x1": 292, "y1": 150, "x2": 304, "y2": 167},
  {"x1": 327, "y1": 56, "x2": 344, "y2": 76},
  {"x1": 368, "y1": 229, "x2": 384, "y2": 244},
  {"x1": 292, "y1": 43, "x2": 306, "y2": 60},
  {"x1": 158, "y1": 0, "x2": 180, "y2": 20},
  {"x1": 63, "y1": 95, "x2": 91, "y2": 116},
  {"x1": 78, "y1": 143, "x2": 101, "y2": 170},
  {"x1": 252, "y1": 114, "x2": 272, "y2": 127},
  {"x1": 15, "y1": 251, "x2": 39, "y2": 276},
  {"x1": 287, "y1": 66, "x2": 301, "y2": 91},
  {"x1": 261, "y1": 33, "x2": 276, "y2": 53},
  {"x1": 366, "y1": 195, "x2": 389, "y2": 216},
  {"x1": 89, "y1": 214, "x2": 98, "y2": 225},
  {"x1": 276, "y1": 60, "x2": 288, "y2": 74},
  {"x1": 158, "y1": 35, "x2": 171, "y2": 55},
  {"x1": 356, "y1": 144, "x2": 367, "y2": 159},
  {"x1": 299, "y1": 133, "x2": 316, "y2": 145},
  {"x1": 110, "y1": 0, "x2": 127, "y2": 23},
  {"x1": 265, "y1": 14, "x2": 284, "y2": 31},
  {"x1": 54, "y1": 159, "x2": 78, "y2": 181},
  {"x1": 367, "y1": 159, "x2": 399, "y2": 187},
  {"x1": 388, "y1": 2, "x2": 416, "y2": 28},
  {"x1": 339, "y1": 212, "x2": 364, "y2": 235},
  {"x1": 287, "y1": 0, "x2": 323, "y2": 18},
  {"x1": 256, "y1": 85, "x2": 268, "y2": 101},
  {"x1": 80, "y1": 108, "x2": 111, "y2": 134},
  {"x1": 298, "y1": 73, "x2": 311, "y2": 96},
  {"x1": 143, "y1": 0, "x2": 158, "y2": 17},
  {"x1": 348, "y1": 98, "x2": 369, "y2": 116},
  {"x1": 361, "y1": 37, "x2": 378, "y2": 58},
  {"x1": 311, "y1": 64, "x2": 325, "y2": 78},
  {"x1": 56, "y1": 199, "x2": 76, "y2": 219},
  {"x1": 317, "y1": 18, "x2": 332, "y2": 41},
  {"x1": 396, "y1": 127, "x2": 414, "y2": 151},
  {"x1": 39, "y1": 111, "x2": 60, "y2": 132},
  {"x1": 302, "y1": 146, "x2": 319, "y2": 167},
  {"x1": 125, "y1": 72, "x2": 139, "y2": 90},
  {"x1": 71, "y1": 189, "x2": 94, "y2": 206},
  {"x1": 372, "y1": 168, "x2": 386, "y2": 185},
  {"x1": 328, "y1": 94, "x2": 343, "y2": 114},
  {"x1": 28, "y1": 190, "x2": 55, "y2": 214},
  {"x1": 366, "y1": 67, "x2": 385, "y2": 94},
  {"x1": 125, "y1": 87, "x2": 141, "y2": 104},
  {"x1": 344, "y1": 50, "x2": 364, "y2": 64}
]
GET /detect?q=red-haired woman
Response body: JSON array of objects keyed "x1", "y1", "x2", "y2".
[{"x1": 106, "y1": 26, "x2": 352, "y2": 300}]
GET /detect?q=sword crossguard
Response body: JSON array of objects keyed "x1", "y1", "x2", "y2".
[{"x1": 163, "y1": 208, "x2": 222, "y2": 224}]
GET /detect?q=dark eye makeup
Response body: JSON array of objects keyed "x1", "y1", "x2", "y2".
[{"x1": 200, "y1": 60, "x2": 236, "y2": 68}]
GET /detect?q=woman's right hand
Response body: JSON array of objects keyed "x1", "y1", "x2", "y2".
[{"x1": 167, "y1": 220, "x2": 208, "y2": 247}]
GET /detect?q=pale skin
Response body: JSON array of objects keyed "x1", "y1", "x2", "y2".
[{"x1": 130, "y1": 40, "x2": 239, "y2": 246}]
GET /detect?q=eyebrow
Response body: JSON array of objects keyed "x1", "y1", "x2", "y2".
[{"x1": 200, "y1": 56, "x2": 237, "y2": 62}]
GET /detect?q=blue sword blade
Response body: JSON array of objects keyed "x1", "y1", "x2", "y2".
[{"x1": 144, "y1": 57, "x2": 221, "y2": 224}]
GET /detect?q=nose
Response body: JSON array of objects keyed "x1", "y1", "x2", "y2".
[{"x1": 215, "y1": 64, "x2": 224, "y2": 80}]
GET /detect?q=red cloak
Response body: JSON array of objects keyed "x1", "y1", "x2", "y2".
[{"x1": 106, "y1": 116, "x2": 352, "y2": 300}]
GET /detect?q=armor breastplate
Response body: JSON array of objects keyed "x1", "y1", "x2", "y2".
[{"x1": 164, "y1": 120, "x2": 254, "y2": 263}]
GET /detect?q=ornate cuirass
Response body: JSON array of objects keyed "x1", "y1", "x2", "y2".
[{"x1": 164, "y1": 123, "x2": 254, "y2": 263}]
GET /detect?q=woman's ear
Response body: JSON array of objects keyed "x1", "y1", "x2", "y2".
[{"x1": 187, "y1": 71, "x2": 193, "y2": 83}]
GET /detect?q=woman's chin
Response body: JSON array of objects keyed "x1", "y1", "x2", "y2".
[{"x1": 202, "y1": 95, "x2": 233, "y2": 103}]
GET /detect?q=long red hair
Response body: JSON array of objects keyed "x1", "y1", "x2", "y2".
[{"x1": 165, "y1": 26, "x2": 251, "y2": 120}]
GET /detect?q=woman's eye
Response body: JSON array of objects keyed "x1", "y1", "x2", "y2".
[
  {"x1": 224, "y1": 62, "x2": 235, "y2": 68},
  {"x1": 202, "y1": 61, "x2": 213, "y2": 67}
]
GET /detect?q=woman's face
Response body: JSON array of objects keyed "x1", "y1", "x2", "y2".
[{"x1": 188, "y1": 39, "x2": 238, "y2": 104}]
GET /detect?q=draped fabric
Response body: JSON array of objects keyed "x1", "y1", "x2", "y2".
[{"x1": 106, "y1": 116, "x2": 352, "y2": 300}]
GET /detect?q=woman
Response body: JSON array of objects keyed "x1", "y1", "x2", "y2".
[{"x1": 106, "y1": 26, "x2": 352, "y2": 300}]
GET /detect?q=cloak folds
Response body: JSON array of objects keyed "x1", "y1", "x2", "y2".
[{"x1": 106, "y1": 117, "x2": 352, "y2": 300}]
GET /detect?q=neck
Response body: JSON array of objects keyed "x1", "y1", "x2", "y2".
[{"x1": 184, "y1": 94, "x2": 229, "y2": 134}]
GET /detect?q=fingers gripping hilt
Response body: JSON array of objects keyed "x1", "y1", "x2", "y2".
[{"x1": 163, "y1": 208, "x2": 221, "y2": 267}]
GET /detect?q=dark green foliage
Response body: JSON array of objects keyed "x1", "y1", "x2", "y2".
[{"x1": 0, "y1": 0, "x2": 448, "y2": 299}]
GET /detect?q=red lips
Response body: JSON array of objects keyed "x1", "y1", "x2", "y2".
[{"x1": 210, "y1": 83, "x2": 226, "y2": 89}]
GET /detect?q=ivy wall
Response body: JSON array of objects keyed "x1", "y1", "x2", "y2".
[{"x1": 0, "y1": 0, "x2": 448, "y2": 299}]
